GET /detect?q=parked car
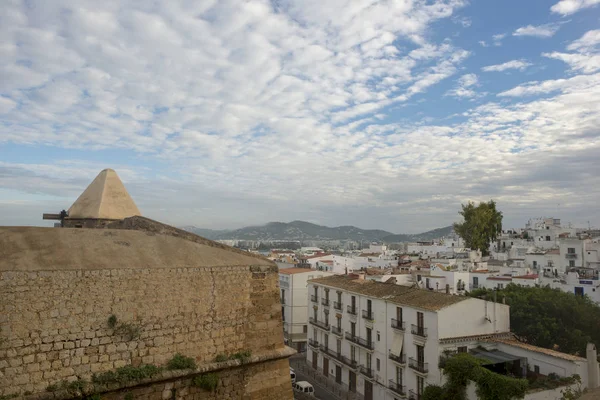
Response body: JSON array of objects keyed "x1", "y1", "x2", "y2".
[
  {"x1": 290, "y1": 367, "x2": 296, "y2": 383},
  {"x1": 293, "y1": 381, "x2": 314, "y2": 396}
]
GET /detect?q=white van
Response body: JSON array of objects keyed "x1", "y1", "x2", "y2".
[
  {"x1": 293, "y1": 381, "x2": 314, "y2": 396},
  {"x1": 290, "y1": 367, "x2": 296, "y2": 383}
]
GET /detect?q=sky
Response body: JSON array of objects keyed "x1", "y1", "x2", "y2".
[{"x1": 1, "y1": 0, "x2": 600, "y2": 234}]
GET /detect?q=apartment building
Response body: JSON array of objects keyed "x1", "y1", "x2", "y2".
[
  {"x1": 306, "y1": 274, "x2": 510, "y2": 400},
  {"x1": 306, "y1": 275, "x2": 600, "y2": 400},
  {"x1": 279, "y1": 268, "x2": 333, "y2": 352}
]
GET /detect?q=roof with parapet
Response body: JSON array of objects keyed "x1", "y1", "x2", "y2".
[
  {"x1": 488, "y1": 338, "x2": 586, "y2": 362},
  {"x1": 308, "y1": 275, "x2": 469, "y2": 311},
  {"x1": 0, "y1": 216, "x2": 273, "y2": 271}
]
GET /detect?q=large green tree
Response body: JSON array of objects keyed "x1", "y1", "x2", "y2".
[
  {"x1": 469, "y1": 285, "x2": 600, "y2": 356},
  {"x1": 453, "y1": 200, "x2": 503, "y2": 256}
]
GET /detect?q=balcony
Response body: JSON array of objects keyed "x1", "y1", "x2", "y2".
[
  {"x1": 566, "y1": 253, "x2": 578, "y2": 259},
  {"x1": 333, "y1": 301, "x2": 342, "y2": 310},
  {"x1": 322, "y1": 298, "x2": 330, "y2": 307},
  {"x1": 388, "y1": 350, "x2": 406, "y2": 365},
  {"x1": 345, "y1": 332, "x2": 374, "y2": 351},
  {"x1": 391, "y1": 319, "x2": 405, "y2": 331},
  {"x1": 320, "y1": 347, "x2": 358, "y2": 369},
  {"x1": 409, "y1": 357, "x2": 429, "y2": 374},
  {"x1": 411, "y1": 324, "x2": 428, "y2": 339},
  {"x1": 308, "y1": 338, "x2": 319, "y2": 348},
  {"x1": 347, "y1": 305, "x2": 357, "y2": 315},
  {"x1": 388, "y1": 380, "x2": 406, "y2": 397},
  {"x1": 409, "y1": 389, "x2": 421, "y2": 400},
  {"x1": 331, "y1": 326, "x2": 343, "y2": 336},
  {"x1": 362, "y1": 310, "x2": 374, "y2": 321},
  {"x1": 311, "y1": 295, "x2": 319, "y2": 303},
  {"x1": 309, "y1": 317, "x2": 330, "y2": 331},
  {"x1": 358, "y1": 365, "x2": 374, "y2": 380}
]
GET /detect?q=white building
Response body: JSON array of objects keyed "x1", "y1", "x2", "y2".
[
  {"x1": 279, "y1": 268, "x2": 333, "y2": 352},
  {"x1": 560, "y1": 238, "x2": 584, "y2": 271},
  {"x1": 305, "y1": 275, "x2": 599, "y2": 400}
]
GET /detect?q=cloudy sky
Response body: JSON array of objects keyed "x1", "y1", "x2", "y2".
[{"x1": 1, "y1": 0, "x2": 600, "y2": 233}]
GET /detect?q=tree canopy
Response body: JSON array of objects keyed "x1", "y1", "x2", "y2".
[
  {"x1": 422, "y1": 353, "x2": 528, "y2": 400},
  {"x1": 453, "y1": 200, "x2": 502, "y2": 256},
  {"x1": 469, "y1": 285, "x2": 600, "y2": 356}
]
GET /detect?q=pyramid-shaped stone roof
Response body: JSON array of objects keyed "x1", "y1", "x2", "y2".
[{"x1": 67, "y1": 169, "x2": 141, "y2": 220}]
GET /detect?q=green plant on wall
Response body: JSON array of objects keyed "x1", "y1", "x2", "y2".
[
  {"x1": 107, "y1": 315, "x2": 142, "y2": 341},
  {"x1": 192, "y1": 373, "x2": 219, "y2": 391},
  {"x1": 167, "y1": 353, "x2": 197, "y2": 370}
]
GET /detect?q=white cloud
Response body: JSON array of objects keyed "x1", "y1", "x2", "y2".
[
  {"x1": 478, "y1": 40, "x2": 489, "y2": 47},
  {"x1": 543, "y1": 52, "x2": 600, "y2": 73},
  {"x1": 446, "y1": 73, "x2": 481, "y2": 98},
  {"x1": 551, "y1": 0, "x2": 600, "y2": 15},
  {"x1": 0, "y1": 97, "x2": 17, "y2": 114},
  {"x1": 513, "y1": 24, "x2": 560, "y2": 38},
  {"x1": 567, "y1": 29, "x2": 600, "y2": 52},
  {"x1": 482, "y1": 60, "x2": 533, "y2": 72}
]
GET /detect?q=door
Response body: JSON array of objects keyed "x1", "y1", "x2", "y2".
[
  {"x1": 312, "y1": 351, "x2": 318, "y2": 369},
  {"x1": 349, "y1": 371, "x2": 356, "y2": 392},
  {"x1": 364, "y1": 381, "x2": 373, "y2": 400},
  {"x1": 323, "y1": 357, "x2": 329, "y2": 377},
  {"x1": 473, "y1": 277, "x2": 479, "y2": 288},
  {"x1": 336, "y1": 365, "x2": 342, "y2": 384}
]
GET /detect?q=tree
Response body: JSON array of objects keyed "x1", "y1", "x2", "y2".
[
  {"x1": 469, "y1": 285, "x2": 600, "y2": 355},
  {"x1": 453, "y1": 200, "x2": 503, "y2": 256}
]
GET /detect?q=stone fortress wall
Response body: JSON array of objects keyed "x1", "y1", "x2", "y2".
[{"x1": 0, "y1": 220, "x2": 294, "y2": 399}]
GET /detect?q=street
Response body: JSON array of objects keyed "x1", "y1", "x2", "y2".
[{"x1": 294, "y1": 366, "x2": 340, "y2": 400}]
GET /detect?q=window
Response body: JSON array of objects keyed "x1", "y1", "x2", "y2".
[
  {"x1": 498, "y1": 283, "x2": 504, "y2": 289},
  {"x1": 282, "y1": 307, "x2": 285, "y2": 321},
  {"x1": 534, "y1": 365, "x2": 540, "y2": 374},
  {"x1": 396, "y1": 307, "x2": 403, "y2": 323},
  {"x1": 325, "y1": 288, "x2": 330, "y2": 301},
  {"x1": 351, "y1": 346, "x2": 356, "y2": 362},
  {"x1": 303, "y1": 325, "x2": 307, "y2": 333},
  {"x1": 313, "y1": 328, "x2": 317, "y2": 340},
  {"x1": 313, "y1": 308, "x2": 317, "y2": 320},
  {"x1": 324, "y1": 334, "x2": 329, "y2": 348},
  {"x1": 367, "y1": 299, "x2": 372, "y2": 312},
  {"x1": 350, "y1": 322, "x2": 356, "y2": 336},
  {"x1": 324, "y1": 309, "x2": 329, "y2": 321},
  {"x1": 416, "y1": 345, "x2": 424, "y2": 363},
  {"x1": 337, "y1": 291, "x2": 342, "y2": 303},
  {"x1": 351, "y1": 295, "x2": 356, "y2": 308},
  {"x1": 417, "y1": 376, "x2": 424, "y2": 395},
  {"x1": 546, "y1": 236, "x2": 551, "y2": 241},
  {"x1": 533, "y1": 261, "x2": 537, "y2": 268},
  {"x1": 417, "y1": 311, "x2": 424, "y2": 328},
  {"x1": 336, "y1": 316, "x2": 342, "y2": 329},
  {"x1": 281, "y1": 289, "x2": 285, "y2": 303},
  {"x1": 314, "y1": 286, "x2": 318, "y2": 297},
  {"x1": 366, "y1": 327, "x2": 372, "y2": 343},
  {"x1": 376, "y1": 358, "x2": 380, "y2": 371},
  {"x1": 569, "y1": 260, "x2": 575, "y2": 268},
  {"x1": 377, "y1": 331, "x2": 380, "y2": 342},
  {"x1": 337, "y1": 339, "x2": 341, "y2": 354},
  {"x1": 568, "y1": 248, "x2": 575, "y2": 254},
  {"x1": 366, "y1": 353, "x2": 372, "y2": 369},
  {"x1": 396, "y1": 366, "x2": 402, "y2": 384},
  {"x1": 458, "y1": 346, "x2": 467, "y2": 353}
]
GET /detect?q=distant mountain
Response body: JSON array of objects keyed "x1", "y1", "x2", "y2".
[
  {"x1": 382, "y1": 226, "x2": 454, "y2": 242},
  {"x1": 182, "y1": 221, "x2": 454, "y2": 242},
  {"x1": 181, "y1": 226, "x2": 230, "y2": 240}
]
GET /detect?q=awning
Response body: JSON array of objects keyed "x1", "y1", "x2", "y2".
[
  {"x1": 391, "y1": 333, "x2": 404, "y2": 356},
  {"x1": 469, "y1": 348, "x2": 525, "y2": 365}
]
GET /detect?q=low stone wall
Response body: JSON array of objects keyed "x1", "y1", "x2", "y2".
[{"x1": 1, "y1": 256, "x2": 286, "y2": 397}]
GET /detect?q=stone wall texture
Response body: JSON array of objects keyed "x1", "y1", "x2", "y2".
[{"x1": 0, "y1": 225, "x2": 292, "y2": 399}]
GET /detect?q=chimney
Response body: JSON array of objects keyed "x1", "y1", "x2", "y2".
[
  {"x1": 358, "y1": 273, "x2": 366, "y2": 281},
  {"x1": 587, "y1": 343, "x2": 600, "y2": 389},
  {"x1": 445, "y1": 284, "x2": 450, "y2": 294}
]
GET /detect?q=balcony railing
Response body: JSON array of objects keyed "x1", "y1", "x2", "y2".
[
  {"x1": 409, "y1": 357, "x2": 429, "y2": 374},
  {"x1": 322, "y1": 298, "x2": 330, "y2": 306},
  {"x1": 411, "y1": 324, "x2": 428, "y2": 338},
  {"x1": 566, "y1": 253, "x2": 578, "y2": 259},
  {"x1": 388, "y1": 350, "x2": 406, "y2": 365},
  {"x1": 309, "y1": 317, "x2": 330, "y2": 331},
  {"x1": 334, "y1": 301, "x2": 342, "y2": 310},
  {"x1": 358, "y1": 365, "x2": 374, "y2": 379},
  {"x1": 308, "y1": 338, "x2": 319, "y2": 348},
  {"x1": 311, "y1": 295, "x2": 318, "y2": 303},
  {"x1": 331, "y1": 326, "x2": 343, "y2": 336},
  {"x1": 320, "y1": 347, "x2": 358, "y2": 369},
  {"x1": 347, "y1": 305, "x2": 357, "y2": 315},
  {"x1": 362, "y1": 310, "x2": 374, "y2": 321},
  {"x1": 409, "y1": 389, "x2": 421, "y2": 400},
  {"x1": 388, "y1": 380, "x2": 406, "y2": 396},
  {"x1": 345, "y1": 332, "x2": 374, "y2": 350},
  {"x1": 391, "y1": 319, "x2": 405, "y2": 331}
]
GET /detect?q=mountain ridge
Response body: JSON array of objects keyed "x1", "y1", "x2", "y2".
[{"x1": 183, "y1": 221, "x2": 454, "y2": 242}]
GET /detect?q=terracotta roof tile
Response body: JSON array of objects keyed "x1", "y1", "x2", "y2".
[
  {"x1": 308, "y1": 275, "x2": 468, "y2": 311},
  {"x1": 513, "y1": 274, "x2": 538, "y2": 280},
  {"x1": 279, "y1": 268, "x2": 314, "y2": 275}
]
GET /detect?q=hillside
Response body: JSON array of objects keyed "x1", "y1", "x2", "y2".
[{"x1": 183, "y1": 221, "x2": 454, "y2": 242}]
